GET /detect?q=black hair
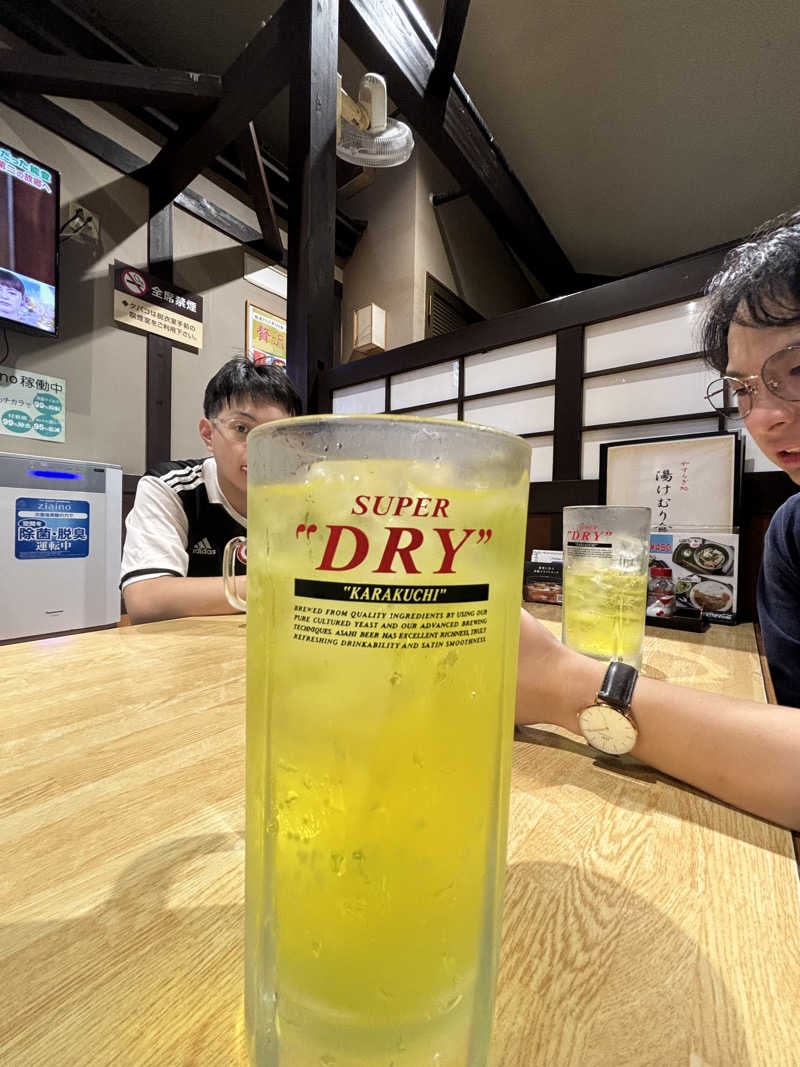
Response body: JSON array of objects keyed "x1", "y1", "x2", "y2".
[
  {"x1": 702, "y1": 208, "x2": 800, "y2": 372},
  {"x1": 0, "y1": 269, "x2": 25, "y2": 295},
  {"x1": 203, "y1": 358, "x2": 302, "y2": 418}
]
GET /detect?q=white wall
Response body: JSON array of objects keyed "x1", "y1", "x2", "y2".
[
  {"x1": 340, "y1": 162, "x2": 417, "y2": 359},
  {"x1": 171, "y1": 216, "x2": 286, "y2": 458},
  {"x1": 412, "y1": 143, "x2": 459, "y2": 340},
  {"x1": 0, "y1": 104, "x2": 148, "y2": 474},
  {"x1": 414, "y1": 141, "x2": 537, "y2": 329},
  {"x1": 340, "y1": 141, "x2": 538, "y2": 362}
]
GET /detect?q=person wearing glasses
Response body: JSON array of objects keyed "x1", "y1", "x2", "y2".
[
  {"x1": 121, "y1": 359, "x2": 301, "y2": 624},
  {"x1": 516, "y1": 209, "x2": 800, "y2": 830},
  {"x1": 702, "y1": 211, "x2": 800, "y2": 708}
]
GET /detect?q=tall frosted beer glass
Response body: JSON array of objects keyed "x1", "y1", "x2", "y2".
[
  {"x1": 225, "y1": 415, "x2": 530, "y2": 1066},
  {"x1": 561, "y1": 505, "x2": 651, "y2": 669}
]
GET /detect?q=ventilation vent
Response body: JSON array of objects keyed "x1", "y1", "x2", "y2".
[{"x1": 425, "y1": 274, "x2": 482, "y2": 338}]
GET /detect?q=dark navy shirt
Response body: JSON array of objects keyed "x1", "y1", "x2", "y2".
[{"x1": 757, "y1": 491, "x2": 800, "y2": 707}]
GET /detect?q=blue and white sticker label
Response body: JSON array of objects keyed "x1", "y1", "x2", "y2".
[
  {"x1": 649, "y1": 533, "x2": 674, "y2": 554},
  {"x1": 15, "y1": 497, "x2": 90, "y2": 559}
]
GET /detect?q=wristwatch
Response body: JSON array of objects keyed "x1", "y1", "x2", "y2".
[{"x1": 577, "y1": 661, "x2": 639, "y2": 755}]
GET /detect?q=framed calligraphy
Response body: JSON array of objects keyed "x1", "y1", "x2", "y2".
[{"x1": 599, "y1": 431, "x2": 742, "y2": 528}]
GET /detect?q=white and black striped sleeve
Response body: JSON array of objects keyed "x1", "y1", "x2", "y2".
[{"x1": 120, "y1": 475, "x2": 190, "y2": 589}]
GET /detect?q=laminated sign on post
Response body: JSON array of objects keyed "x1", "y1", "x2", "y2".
[
  {"x1": 246, "y1": 302, "x2": 286, "y2": 366},
  {"x1": 113, "y1": 265, "x2": 203, "y2": 349},
  {"x1": 0, "y1": 367, "x2": 66, "y2": 442}
]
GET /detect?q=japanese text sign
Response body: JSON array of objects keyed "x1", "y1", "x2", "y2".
[
  {"x1": 0, "y1": 147, "x2": 53, "y2": 194},
  {"x1": 246, "y1": 301, "x2": 286, "y2": 366},
  {"x1": 0, "y1": 367, "x2": 66, "y2": 442},
  {"x1": 602, "y1": 433, "x2": 737, "y2": 528},
  {"x1": 15, "y1": 498, "x2": 89, "y2": 559},
  {"x1": 113, "y1": 264, "x2": 203, "y2": 349}
]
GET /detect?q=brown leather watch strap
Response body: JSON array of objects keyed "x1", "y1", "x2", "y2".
[{"x1": 597, "y1": 661, "x2": 638, "y2": 710}]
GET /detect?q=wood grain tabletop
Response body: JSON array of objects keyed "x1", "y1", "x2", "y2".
[{"x1": 2, "y1": 611, "x2": 799, "y2": 1065}]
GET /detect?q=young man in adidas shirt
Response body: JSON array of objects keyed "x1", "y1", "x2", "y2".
[{"x1": 121, "y1": 359, "x2": 302, "y2": 623}]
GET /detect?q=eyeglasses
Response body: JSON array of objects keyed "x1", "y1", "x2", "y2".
[
  {"x1": 705, "y1": 344, "x2": 800, "y2": 421},
  {"x1": 211, "y1": 417, "x2": 256, "y2": 444}
]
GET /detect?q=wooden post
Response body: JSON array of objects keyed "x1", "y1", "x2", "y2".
[
  {"x1": 287, "y1": 0, "x2": 339, "y2": 414},
  {"x1": 146, "y1": 201, "x2": 173, "y2": 470},
  {"x1": 553, "y1": 325, "x2": 584, "y2": 481}
]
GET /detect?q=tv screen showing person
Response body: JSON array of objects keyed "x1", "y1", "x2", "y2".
[{"x1": 0, "y1": 143, "x2": 59, "y2": 336}]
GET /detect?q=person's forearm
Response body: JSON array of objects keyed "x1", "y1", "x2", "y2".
[
  {"x1": 624, "y1": 673, "x2": 800, "y2": 828},
  {"x1": 516, "y1": 616, "x2": 800, "y2": 829},
  {"x1": 123, "y1": 575, "x2": 246, "y2": 624}
]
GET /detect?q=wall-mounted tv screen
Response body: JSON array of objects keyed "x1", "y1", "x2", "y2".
[{"x1": 0, "y1": 142, "x2": 59, "y2": 337}]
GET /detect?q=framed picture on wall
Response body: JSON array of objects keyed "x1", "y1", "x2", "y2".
[
  {"x1": 246, "y1": 301, "x2": 286, "y2": 366},
  {"x1": 599, "y1": 430, "x2": 743, "y2": 528}
]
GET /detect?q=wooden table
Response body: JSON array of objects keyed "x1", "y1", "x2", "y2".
[{"x1": 2, "y1": 612, "x2": 799, "y2": 1065}]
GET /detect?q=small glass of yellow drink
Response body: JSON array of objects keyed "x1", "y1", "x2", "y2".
[
  {"x1": 561, "y1": 506, "x2": 651, "y2": 669},
  {"x1": 224, "y1": 415, "x2": 530, "y2": 1066}
]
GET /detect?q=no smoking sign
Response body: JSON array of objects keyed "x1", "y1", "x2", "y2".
[{"x1": 121, "y1": 268, "x2": 148, "y2": 297}]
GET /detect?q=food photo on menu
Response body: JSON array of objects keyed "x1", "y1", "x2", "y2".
[
  {"x1": 523, "y1": 549, "x2": 564, "y2": 605},
  {"x1": 648, "y1": 529, "x2": 739, "y2": 624}
]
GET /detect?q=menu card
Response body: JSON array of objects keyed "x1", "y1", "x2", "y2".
[
  {"x1": 523, "y1": 549, "x2": 563, "y2": 605},
  {"x1": 649, "y1": 528, "x2": 739, "y2": 625}
]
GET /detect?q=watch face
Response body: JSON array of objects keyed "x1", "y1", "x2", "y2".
[{"x1": 578, "y1": 703, "x2": 637, "y2": 755}]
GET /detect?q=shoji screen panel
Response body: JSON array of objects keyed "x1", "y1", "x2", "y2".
[
  {"x1": 582, "y1": 359, "x2": 716, "y2": 427},
  {"x1": 464, "y1": 385, "x2": 555, "y2": 437},
  {"x1": 332, "y1": 379, "x2": 386, "y2": 414},
  {"x1": 464, "y1": 336, "x2": 556, "y2": 393},
  {"x1": 390, "y1": 361, "x2": 458, "y2": 410},
  {"x1": 584, "y1": 299, "x2": 707, "y2": 373}
]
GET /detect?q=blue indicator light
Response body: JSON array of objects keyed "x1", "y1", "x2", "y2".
[{"x1": 27, "y1": 470, "x2": 83, "y2": 480}]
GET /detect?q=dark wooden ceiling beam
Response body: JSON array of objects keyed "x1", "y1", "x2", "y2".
[
  {"x1": 142, "y1": 0, "x2": 294, "y2": 214},
  {"x1": 235, "y1": 121, "x2": 284, "y2": 264},
  {"x1": 340, "y1": 0, "x2": 577, "y2": 296},
  {"x1": 0, "y1": 87, "x2": 282, "y2": 262},
  {"x1": 427, "y1": 0, "x2": 470, "y2": 102},
  {"x1": 102, "y1": 106, "x2": 363, "y2": 259},
  {"x1": 0, "y1": 0, "x2": 366, "y2": 259},
  {"x1": 0, "y1": 0, "x2": 142, "y2": 63},
  {"x1": 75, "y1": 93, "x2": 360, "y2": 259},
  {"x1": 0, "y1": 52, "x2": 222, "y2": 111}
]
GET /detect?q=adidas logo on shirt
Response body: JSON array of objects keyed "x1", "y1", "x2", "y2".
[{"x1": 191, "y1": 537, "x2": 216, "y2": 556}]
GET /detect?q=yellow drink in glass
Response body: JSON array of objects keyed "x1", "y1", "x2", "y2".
[
  {"x1": 561, "y1": 506, "x2": 651, "y2": 670},
  {"x1": 561, "y1": 559, "x2": 648, "y2": 668},
  {"x1": 242, "y1": 421, "x2": 529, "y2": 1067}
]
